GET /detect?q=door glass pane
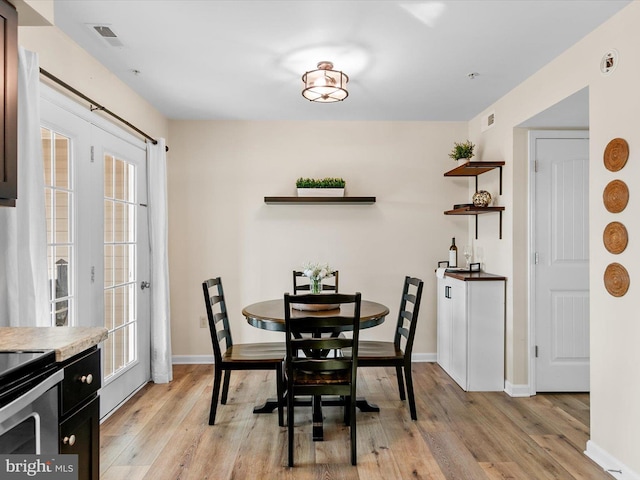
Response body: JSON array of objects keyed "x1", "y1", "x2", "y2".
[
  {"x1": 104, "y1": 156, "x2": 138, "y2": 381},
  {"x1": 42, "y1": 128, "x2": 74, "y2": 327}
]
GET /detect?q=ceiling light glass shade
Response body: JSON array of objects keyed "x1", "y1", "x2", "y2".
[{"x1": 302, "y1": 61, "x2": 349, "y2": 103}]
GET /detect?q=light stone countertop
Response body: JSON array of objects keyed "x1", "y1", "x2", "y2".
[{"x1": 0, "y1": 327, "x2": 108, "y2": 362}]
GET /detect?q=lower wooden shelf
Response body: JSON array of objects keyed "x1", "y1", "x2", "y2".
[
  {"x1": 444, "y1": 206, "x2": 505, "y2": 239},
  {"x1": 264, "y1": 196, "x2": 376, "y2": 205}
]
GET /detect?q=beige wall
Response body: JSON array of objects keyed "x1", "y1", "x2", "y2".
[
  {"x1": 469, "y1": 0, "x2": 640, "y2": 473},
  {"x1": 167, "y1": 120, "x2": 468, "y2": 357}
]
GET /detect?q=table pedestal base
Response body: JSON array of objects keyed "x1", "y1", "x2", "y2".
[{"x1": 253, "y1": 396, "x2": 379, "y2": 441}]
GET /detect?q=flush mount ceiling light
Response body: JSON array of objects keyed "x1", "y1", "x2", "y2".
[{"x1": 301, "y1": 61, "x2": 349, "y2": 103}]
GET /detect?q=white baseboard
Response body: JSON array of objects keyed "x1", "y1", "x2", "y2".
[
  {"x1": 173, "y1": 354, "x2": 214, "y2": 364},
  {"x1": 585, "y1": 440, "x2": 640, "y2": 480},
  {"x1": 412, "y1": 353, "x2": 437, "y2": 363},
  {"x1": 504, "y1": 381, "x2": 531, "y2": 397},
  {"x1": 173, "y1": 353, "x2": 436, "y2": 365}
]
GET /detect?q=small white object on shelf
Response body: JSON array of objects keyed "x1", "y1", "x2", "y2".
[{"x1": 297, "y1": 188, "x2": 344, "y2": 197}]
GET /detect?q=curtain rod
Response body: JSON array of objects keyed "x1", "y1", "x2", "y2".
[{"x1": 39, "y1": 68, "x2": 168, "y2": 152}]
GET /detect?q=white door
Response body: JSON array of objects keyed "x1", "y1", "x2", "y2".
[
  {"x1": 40, "y1": 86, "x2": 151, "y2": 417},
  {"x1": 532, "y1": 130, "x2": 589, "y2": 392},
  {"x1": 94, "y1": 126, "x2": 150, "y2": 417}
]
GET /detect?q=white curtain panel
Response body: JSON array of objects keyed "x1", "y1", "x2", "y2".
[
  {"x1": 147, "y1": 138, "x2": 173, "y2": 383},
  {"x1": 0, "y1": 48, "x2": 48, "y2": 327}
]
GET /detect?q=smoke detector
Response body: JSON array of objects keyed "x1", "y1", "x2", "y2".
[{"x1": 600, "y1": 49, "x2": 618, "y2": 76}]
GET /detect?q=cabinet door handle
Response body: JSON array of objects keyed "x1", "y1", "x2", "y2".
[
  {"x1": 80, "y1": 374, "x2": 93, "y2": 384},
  {"x1": 445, "y1": 286, "x2": 451, "y2": 299},
  {"x1": 63, "y1": 435, "x2": 76, "y2": 446}
]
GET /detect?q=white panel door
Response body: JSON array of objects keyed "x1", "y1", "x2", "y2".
[{"x1": 532, "y1": 131, "x2": 589, "y2": 392}]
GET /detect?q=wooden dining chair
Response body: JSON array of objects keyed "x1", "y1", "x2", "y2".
[
  {"x1": 202, "y1": 277, "x2": 285, "y2": 426},
  {"x1": 292, "y1": 270, "x2": 339, "y2": 294},
  {"x1": 284, "y1": 292, "x2": 361, "y2": 466},
  {"x1": 350, "y1": 276, "x2": 424, "y2": 420}
]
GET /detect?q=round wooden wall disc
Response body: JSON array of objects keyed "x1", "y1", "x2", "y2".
[
  {"x1": 603, "y1": 221, "x2": 628, "y2": 254},
  {"x1": 603, "y1": 179, "x2": 629, "y2": 213},
  {"x1": 604, "y1": 138, "x2": 629, "y2": 172},
  {"x1": 604, "y1": 262, "x2": 630, "y2": 297}
]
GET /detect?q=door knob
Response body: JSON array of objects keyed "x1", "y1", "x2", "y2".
[{"x1": 141, "y1": 281, "x2": 150, "y2": 290}]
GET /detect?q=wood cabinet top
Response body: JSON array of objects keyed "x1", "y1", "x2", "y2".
[{"x1": 444, "y1": 271, "x2": 506, "y2": 281}]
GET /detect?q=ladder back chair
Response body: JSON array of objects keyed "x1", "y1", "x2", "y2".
[
  {"x1": 202, "y1": 277, "x2": 285, "y2": 425},
  {"x1": 292, "y1": 270, "x2": 339, "y2": 294},
  {"x1": 284, "y1": 292, "x2": 361, "y2": 466},
  {"x1": 350, "y1": 276, "x2": 423, "y2": 420}
]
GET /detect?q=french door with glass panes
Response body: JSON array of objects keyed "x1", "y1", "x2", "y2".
[
  {"x1": 40, "y1": 87, "x2": 150, "y2": 418},
  {"x1": 96, "y1": 127, "x2": 149, "y2": 417}
]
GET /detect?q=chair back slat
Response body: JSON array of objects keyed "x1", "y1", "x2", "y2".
[
  {"x1": 393, "y1": 276, "x2": 424, "y2": 355},
  {"x1": 292, "y1": 358, "x2": 353, "y2": 371},
  {"x1": 292, "y1": 270, "x2": 339, "y2": 294},
  {"x1": 397, "y1": 326, "x2": 410, "y2": 340},
  {"x1": 202, "y1": 277, "x2": 233, "y2": 363}
]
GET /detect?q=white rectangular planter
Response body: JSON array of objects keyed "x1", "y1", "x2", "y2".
[{"x1": 297, "y1": 188, "x2": 345, "y2": 197}]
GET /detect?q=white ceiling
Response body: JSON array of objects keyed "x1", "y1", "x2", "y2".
[{"x1": 53, "y1": 0, "x2": 630, "y2": 121}]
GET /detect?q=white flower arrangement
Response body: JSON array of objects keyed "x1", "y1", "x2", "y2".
[{"x1": 302, "y1": 262, "x2": 335, "y2": 281}]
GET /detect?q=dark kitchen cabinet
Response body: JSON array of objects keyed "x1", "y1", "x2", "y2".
[
  {"x1": 58, "y1": 347, "x2": 101, "y2": 480},
  {"x1": 0, "y1": 0, "x2": 17, "y2": 207}
]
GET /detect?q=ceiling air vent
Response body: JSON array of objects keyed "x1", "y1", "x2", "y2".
[
  {"x1": 91, "y1": 25, "x2": 123, "y2": 47},
  {"x1": 481, "y1": 111, "x2": 495, "y2": 132}
]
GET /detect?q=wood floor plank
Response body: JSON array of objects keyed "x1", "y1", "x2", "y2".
[
  {"x1": 420, "y1": 430, "x2": 490, "y2": 479},
  {"x1": 479, "y1": 461, "x2": 535, "y2": 480},
  {"x1": 530, "y1": 434, "x2": 611, "y2": 480},
  {"x1": 109, "y1": 366, "x2": 210, "y2": 467},
  {"x1": 376, "y1": 395, "x2": 447, "y2": 479},
  {"x1": 100, "y1": 363, "x2": 607, "y2": 480},
  {"x1": 101, "y1": 364, "x2": 208, "y2": 437},
  {"x1": 466, "y1": 394, "x2": 579, "y2": 480},
  {"x1": 355, "y1": 412, "x2": 404, "y2": 480},
  {"x1": 100, "y1": 465, "x2": 149, "y2": 480},
  {"x1": 137, "y1": 390, "x2": 210, "y2": 479},
  {"x1": 543, "y1": 393, "x2": 590, "y2": 427},
  {"x1": 526, "y1": 395, "x2": 591, "y2": 451}
]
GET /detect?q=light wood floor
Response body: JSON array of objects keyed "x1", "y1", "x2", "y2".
[{"x1": 100, "y1": 363, "x2": 611, "y2": 480}]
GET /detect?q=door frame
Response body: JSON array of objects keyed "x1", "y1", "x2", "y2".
[{"x1": 528, "y1": 129, "x2": 590, "y2": 396}]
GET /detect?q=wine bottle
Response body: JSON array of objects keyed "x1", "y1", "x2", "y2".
[{"x1": 449, "y1": 237, "x2": 458, "y2": 268}]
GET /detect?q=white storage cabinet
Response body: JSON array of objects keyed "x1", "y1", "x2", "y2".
[{"x1": 436, "y1": 272, "x2": 506, "y2": 391}]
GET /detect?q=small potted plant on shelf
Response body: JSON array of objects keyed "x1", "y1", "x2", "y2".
[
  {"x1": 296, "y1": 177, "x2": 346, "y2": 197},
  {"x1": 448, "y1": 140, "x2": 475, "y2": 165}
]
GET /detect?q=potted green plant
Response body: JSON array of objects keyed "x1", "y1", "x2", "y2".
[
  {"x1": 296, "y1": 177, "x2": 346, "y2": 197},
  {"x1": 448, "y1": 140, "x2": 475, "y2": 165}
]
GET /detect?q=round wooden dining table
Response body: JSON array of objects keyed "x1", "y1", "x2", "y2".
[
  {"x1": 242, "y1": 299, "x2": 390, "y2": 332},
  {"x1": 242, "y1": 298, "x2": 390, "y2": 441}
]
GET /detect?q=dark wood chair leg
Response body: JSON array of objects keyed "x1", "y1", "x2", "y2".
[
  {"x1": 404, "y1": 363, "x2": 417, "y2": 420},
  {"x1": 350, "y1": 398, "x2": 357, "y2": 465},
  {"x1": 220, "y1": 369, "x2": 232, "y2": 404},
  {"x1": 287, "y1": 386, "x2": 294, "y2": 467},
  {"x1": 343, "y1": 395, "x2": 350, "y2": 425},
  {"x1": 209, "y1": 366, "x2": 222, "y2": 425},
  {"x1": 395, "y1": 365, "x2": 406, "y2": 401},
  {"x1": 276, "y1": 363, "x2": 284, "y2": 427}
]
